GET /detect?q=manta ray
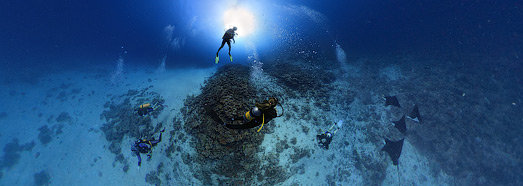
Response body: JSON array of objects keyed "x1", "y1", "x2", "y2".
[
  {"x1": 407, "y1": 104, "x2": 421, "y2": 122},
  {"x1": 382, "y1": 138, "x2": 405, "y2": 185},
  {"x1": 382, "y1": 138, "x2": 404, "y2": 165},
  {"x1": 384, "y1": 96, "x2": 401, "y2": 108},
  {"x1": 393, "y1": 115, "x2": 406, "y2": 135}
]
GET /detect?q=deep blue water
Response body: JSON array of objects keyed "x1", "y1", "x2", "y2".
[
  {"x1": 2, "y1": 0, "x2": 520, "y2": 71},
  {"x1": 1, "y1": 0, "x2": 522, "y2": 185}
]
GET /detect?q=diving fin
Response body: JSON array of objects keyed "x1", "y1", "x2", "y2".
[
  {"x1": 204, "y1": 104, "x2": 224, "y2": 125},
  {"x1": 229, "y1": 54, "x2": 233, "y2": 62},
  {"x1": 215, "y1": 56, "x2": 219, "y2": 64}
]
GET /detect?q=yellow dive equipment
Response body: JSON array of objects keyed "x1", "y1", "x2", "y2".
[
  {"x1": 141, "y1": 139, "x2": 152, "y2": 147},
  {"x1": 256, "y1": 114, "x2": 265, "y2": 132},
  {"x1": 245, "y1": 110, "x2": 255, "y2": 121},
  {"x1": 139, "y1": 103, "x2": 151, "y2": 109}
]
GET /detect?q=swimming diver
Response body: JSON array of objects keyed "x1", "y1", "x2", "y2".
[
  {"x1": 134, "y1": 102, "x2": 162, "y2": 116},
  {"x1": 317, "y1": 120, "x2": 343, "y2": 150},
  {"x1": 215, "y1": 27, "x2": 237, "y2": 64},
  {"x1": 131, "y1": 128, "x2": 165, "y2": 166},
  {"x1": 225, "y1": 97, "x2": 280, "y2": 132}
]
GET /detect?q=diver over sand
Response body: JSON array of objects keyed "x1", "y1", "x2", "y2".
[
  {"x1": 204, "y1": 97, "x2": 283, "y2": 132},
  {"x1": 134, "y1": 102, "x2": 162, "y2": 116},
  {"x1": 131, "y1": 128, "x2": 165, "y2": 166},
  {"x1": 317, "y1": 120, "x2": 343, "y2": 149},
  {"x1": 215, "y1": 26, "x2": 237, "y2": 64}
]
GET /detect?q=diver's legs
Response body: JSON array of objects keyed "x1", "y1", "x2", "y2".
[
  {"x1": 135, "y1": 151, "x2": 142, "y2": 166},
  {"x1": 150, "y1": 130, "x2": 164, "y2": 145},
  {"x1": 227, "y1": 41, "x2": 231, "y2": 55},
  {"x1": 217, "y1": 40, "x2": 226, "y2": 56}
]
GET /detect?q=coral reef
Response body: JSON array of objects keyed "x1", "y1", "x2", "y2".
[
  {"x1": 38, "y1": 125, "x2": 53, "y2": 145},
  {"x1": 264, "y1": 61, "x2": 335, "y2": 104},
  {"x1": 100, "y1": 88, "x2": 165, "y2": 145},
  {"x1": 56, "y1": 112, "x2": 72, "y2": 123},
  {"x1": 145, "y1": 163, "x2": 164, "y2": 186},
  {"x1": 0, "y1": 139, "x2": 35, "y2": 170},
  {"x1": 37, "y1": 124, "x2": 65, "y2": 145},
  {"x1": 181, "y1": 64, "x2": 287, "y2": 185},
  {"x1": 34, "y1": 170, "x2": 51, "y2": 186},
  {"x1": 99, "y1": 87, "x2": 165, "y2": 169}
]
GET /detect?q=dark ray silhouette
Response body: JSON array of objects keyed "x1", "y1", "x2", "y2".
[
  {"x1": 393, "y1": 115, "x2": 406, "y2": 135},
  {"x1": 408, "y1": 104, "x2": 421, "y2": 122},
  {"x1": 382, "y1": 138, "x2": 404, "y2": 165},
  {"x1": 385, "y1": 96, "x2": 401, "y2": 108}
]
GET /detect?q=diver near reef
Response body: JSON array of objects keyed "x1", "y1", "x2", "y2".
[
  {"x1": 134, "y1": 102, "x2": 162, "y2": 116},
  {"x1": 317, "y1": 120, "x2": 343, "y2": 150},
  {"x1": 204, "y1": 97, "x2": 283, "y2": 132},
  {"x1": 215, "y1": 26, "x2": 238, "y2": 64},
  {"x1": 131, "y1": 128, "x2": 165, "y2": 166},
  {"x1": 226, "y1": 97, "x2": 280, "y2": 132}
]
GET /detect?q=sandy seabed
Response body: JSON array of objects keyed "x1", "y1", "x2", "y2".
[{"x1": 0, "y1": 61, "x2": 465, "y2": 186}]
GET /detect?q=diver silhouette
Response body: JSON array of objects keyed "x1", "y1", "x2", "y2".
[{"x1": 215, "y1": 27, "x2": 237, "y2": 64}]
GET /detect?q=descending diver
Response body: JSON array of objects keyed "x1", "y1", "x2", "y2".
[
  {"x1": 215, "y1": 27, "x2": 238, "y2": 64},
  {"x1": 134, "y1": 102, "x2": 162, "y2": 116},
  {"x1": 317, "y1": 120, "x2": 343, "y2": 150},
  {"x1": 131, "y1": 128, "x2": 165, "y2": 166}
]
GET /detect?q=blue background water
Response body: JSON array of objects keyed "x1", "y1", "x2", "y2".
[{"x1": 2, "y1": 0, "x2": 520, "y2": 71}]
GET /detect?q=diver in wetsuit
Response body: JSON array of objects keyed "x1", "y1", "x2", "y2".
[
  {"x1": 317, "y1": 120, "x2": 343, "y2": 150},
  {"x1": 317, "y1": 132, "x2": 333, "y2": 149},
  {"x1": 215, "y1": 27, "x2": 237, "y2": 63},
  {"x1": 226, "y1": 97, "x2": 279, "y2": 132},
  {"x1": 134, "y1": 102, "x2": 162, "y2": 116},
  {"x1": 131, "y1": 129, "x2": 165, "y2": 166}
]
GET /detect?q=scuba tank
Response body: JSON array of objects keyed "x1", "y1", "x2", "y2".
[
  {"x1": 244, "y1": 106, "x2": 262, "y2": 122},
  {"x1": 139, "y1": 103, "x2": 151, "y2": 109},
  {"x1": 244, "y1": 97, "x2": 278, "y2": 122}
]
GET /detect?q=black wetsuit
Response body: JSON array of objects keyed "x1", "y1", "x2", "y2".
[
  {"x1": 131, "y1": 132, "x2": 163, "y2": 166},
  {"x1": 216, "y1": 29, "x2": 236, "y2": 56},
  {"x1": 317, "y1": 132, "x2": 333, "y2": 149},
  {"x1": 225, "y1": 108, "x2": 277, "y2": 129}
]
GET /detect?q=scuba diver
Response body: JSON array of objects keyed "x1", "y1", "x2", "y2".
[
  {"x1": 202, "y1": 97, "x2": 281, "y2": 132},
  {"x1": 134, "y1": 102, "x2": 162, "y2": 116},
  {"x1": 131, "y1": 128, "x2": 165, "y2": 166},
  {"x1": 225, "y1": 97, "x2": 280, "y2": 132},
  {"x1": 215, "y1": 26, "x2": 238, "y2": 64},
  {"x1": 317, "y1": 120, "x2": 343, "y2": 150}
]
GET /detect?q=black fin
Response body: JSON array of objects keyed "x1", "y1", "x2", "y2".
[
  {"x1": 382, "y1": 138, "x2": 404, "y2": 165},
  {"x1": 409, "y1": 104, "x2": 421, "y2": 122},
  {"x1": 204, "y1": 104, "x2": 224, "y2": 125},
  {"x1": 385, "y1": 96, "x2": 401, "y2": 108},
  {"x1": 393, "y1": 115, "x2": 406, "y2": 135}
]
